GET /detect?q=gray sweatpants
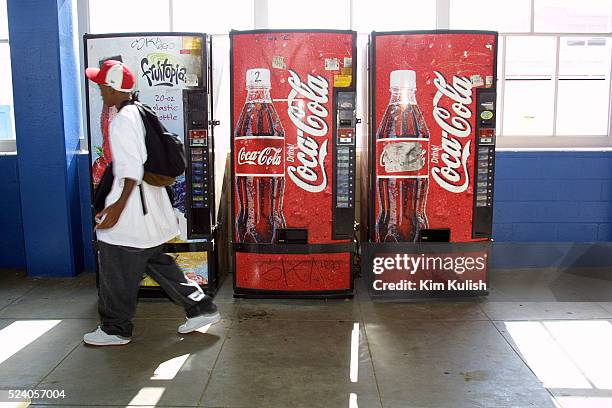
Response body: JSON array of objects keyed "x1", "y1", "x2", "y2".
[{"x1": 97, "y1": 241, "x2": 216, "y2": 337}]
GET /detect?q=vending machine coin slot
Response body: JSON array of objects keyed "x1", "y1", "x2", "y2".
[
  {"x1": 333, "y1": 91, "x2": 357, "y2": 239},
  {"x1": 187, "y1": 91, "x2": 207, "y2": 128}
]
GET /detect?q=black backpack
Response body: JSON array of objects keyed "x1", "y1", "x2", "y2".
[
  {"x1": 92, "y1": 99, "x2": 186, "y2": 214},
  {"x1": 134, "y1": 101, "x2": 187, "y2": 186}
]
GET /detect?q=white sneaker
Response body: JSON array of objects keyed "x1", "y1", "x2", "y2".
[
  {"x1": 83, "y1": 326, "x2": 131, "y2": 346},
  {"x1": 178, "y1": 311, "x2": 221, "y2": 334}
]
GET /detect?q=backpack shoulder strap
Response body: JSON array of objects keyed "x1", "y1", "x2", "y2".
[
  {"x1": 139, "y1": 184, "x2": 148, "y2": 216},
  {"x1": 133, "y1": 101, "x2": 168, "y2": 134}
]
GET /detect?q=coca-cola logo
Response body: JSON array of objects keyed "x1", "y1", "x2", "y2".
[
  {"x1": 237, "y1": 146, "x2": 282, "y2": 166},
  {"x1": 430, "y1": 71, "x2": 473, "y2": 193},
  {"x1": 286, "y1": 70, "x2": 329, "y2": 193}
]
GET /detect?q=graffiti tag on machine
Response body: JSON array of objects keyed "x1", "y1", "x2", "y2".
[
  {"x1": 257, "y1": 259, "x2": 347, "y2": 288},
  {"x1": 131, "y1": 37, "x2": 176, "y2": 51}
]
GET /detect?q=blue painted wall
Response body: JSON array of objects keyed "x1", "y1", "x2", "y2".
[
  {"x1": 0, "y1": 154, "x2": 26, "y2": 268},
  {"x1": 493, "y1": 151, "x2": 612, "y2": 242},
  {"x1": 8, "y1": 0, "x2": 83, "y2": 277}
]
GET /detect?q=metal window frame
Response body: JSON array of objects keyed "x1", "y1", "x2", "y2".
[
  {"x1": 497, "y1": 31, "x2": 612, "y2": 148},
  {"x1": 71, "y1": 0, "x2": 612, "y2": 153},
  {"x1": 77, "y1": 0, "x2": 90, "y2": 151},
  {"x1": 1, "y1": 22, "x2": 15, "y2": 149}
]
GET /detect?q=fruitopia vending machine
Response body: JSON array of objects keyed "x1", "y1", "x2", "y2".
[
  {"x1": 230, "y1": 30, "x2": 358, "y2": 298},
  {"x1": 84, "y1": 33, "x2": 220, "y2": 294},
  {"x1": 363, "y1": 30, "x2": 498, "y2": 298}
]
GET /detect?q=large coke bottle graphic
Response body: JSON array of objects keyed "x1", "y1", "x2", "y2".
[
  {"x1": 235, "y1": 68, "x2": 286, "y2": 243},
  {"x1": 375, "y1": 70, "x2": 430, "y2": 242}
]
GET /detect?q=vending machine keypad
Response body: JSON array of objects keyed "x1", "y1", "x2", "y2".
[
  {"x1": 473, "y1": 88, "x2": 496, "y2": 238},
  {"x1": 184, "y1": 89, "x2": 213, "y2": 236},
  {"x1": 333, "y1": 91, "x2": 357, "y2": 239}
]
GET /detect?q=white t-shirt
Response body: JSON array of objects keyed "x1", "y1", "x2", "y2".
[{"x1": 96, "y1": 104, "x2": 180, "y2": 248}]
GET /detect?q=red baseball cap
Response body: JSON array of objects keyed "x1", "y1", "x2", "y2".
[{"x1": 85, "y1": 60, "x2": 135, "y2": 92}]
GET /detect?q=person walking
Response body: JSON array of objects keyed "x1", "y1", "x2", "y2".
[{"x1": 83, "y1": 60, "x2": 219, "y2": 346}]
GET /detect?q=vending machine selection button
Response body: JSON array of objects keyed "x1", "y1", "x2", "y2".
[
  {"x1": 337, "y1": 129, "x2": 354, "y2": 145},
  {"x1": 189, "y1": 129, "x2": 208, "y2": 146},
  {"x1": 480, "y1": 110, "x2": 494, "y2": 120}
]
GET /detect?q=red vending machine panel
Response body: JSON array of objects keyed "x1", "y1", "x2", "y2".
[
  {"x1": 231, "y1": 30, "x2": 357, "y2": 297},
  {"x1": 370, "y1": 31, "x2": 498, "y2": 244}
]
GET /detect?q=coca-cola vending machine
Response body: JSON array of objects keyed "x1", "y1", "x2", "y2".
[
  {"x1": 231, "y1": 30, "x2": 358, "y2": 297},
  {"x1": 84, "y1": 33, "x2": 221, "y2": 294},
  {"x1": 363, "y1": 31, "x2": 498, "y2": 298}
]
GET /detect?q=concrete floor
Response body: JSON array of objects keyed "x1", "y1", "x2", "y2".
[{"x1": 0, "y1": 268, "x2": 611, "y2": 407}]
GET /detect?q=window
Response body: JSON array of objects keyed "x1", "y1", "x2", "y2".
[
  {"x1": 556, "y1": 37, "x2": 611, "y2": 136},
  {"x1": 173, "y1": 0, "x2": 253, "y2": 34},
  {"x1": 89, "y1": 0, "x2": 170, "y2": 33},
  {"x1": 534, "y1": 0, "x2": 612, "y2": 33},
  {"x1": 450, "y1": 0, "x2": 532, "y2": 32},
  {"x1": 502, "y1": 36, "x2": 557, "y2": 136},
  {"x1": 267, "y1": 0, "x2": 350, "y2": 30},
  {"x1": 498, "y1": 33, "x2": 612, "y2": 145},
  {"x1": 80, "y1": 0, "x2": 612, "y2": 149},
  {"x1": 0, "y1": 0, "x2": 7, "y2": 39},
  {"x1": 353, "y1": 0, "x2": 436, "y2": 32},
  {"x1": 0, "y1": 0, "x2": 15, "y2": 142}
]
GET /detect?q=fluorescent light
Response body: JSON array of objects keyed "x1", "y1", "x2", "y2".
[
  {"x1": 126, "y1": 387, "x2": 165, "y2": 407},
  {"x1": 0, "y1": 320, "x2": 61, "y2": 365},
  {"x1": 151, "y1": 354, "x2": 190, "y2": 381},
  {"x1": 504, "y1": 321, "x2": 590, "y2": 389},
  {"x1": 350, "y1": 323, "x2": 360, "y2": 383}
]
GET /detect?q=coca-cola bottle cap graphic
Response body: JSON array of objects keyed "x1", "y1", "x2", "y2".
[
  {"x1": 390, "y1": 70, "x2": 416, "y2": 89},
  {"x1": 246, "y1": 68, "x2": 271, "y2": 88}
]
